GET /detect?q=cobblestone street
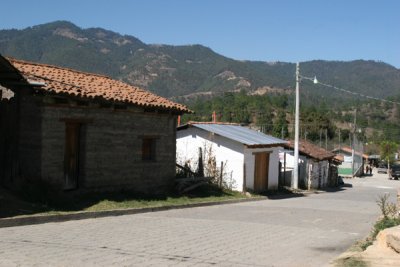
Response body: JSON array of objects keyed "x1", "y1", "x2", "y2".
[{"x1": 0, "y1": 172, "x2": 398, "y2": 267}]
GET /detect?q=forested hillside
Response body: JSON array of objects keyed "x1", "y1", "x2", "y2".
[
  {"x1": 1, "y1": 21, "x2": 399, "y2": 102},
  {"x1": 1, "y1": 21, "x2": 399, "y2": 144},
  {"x1": 181, "y1": 90, "x2": 400, "y2": 147}
]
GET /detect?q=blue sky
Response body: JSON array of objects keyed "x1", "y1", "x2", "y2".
[{"x1": 1, "y1": 0, "x2": 399, "y2": 67}]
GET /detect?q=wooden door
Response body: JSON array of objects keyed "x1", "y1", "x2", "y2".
[
  {"x1": 254, "y1": 152, "x2": 269, "y2": 192},
  {"x1": 64, "y1": 122, "x2": 80, "y2": 190}
]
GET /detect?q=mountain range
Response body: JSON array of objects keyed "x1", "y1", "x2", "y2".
[{"x1": 1, "y1": 20, "x2": 399, "y2": 105}]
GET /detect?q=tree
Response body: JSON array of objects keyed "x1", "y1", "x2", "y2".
[
  {"x1": 273, "y1": 111, "x2": 288, "y2": 139},
  {"x1": 380, "y1": 141, "x2": 398, "y2": 168},
  {"x1": 256, "y1": 111, "x2": 273, "y2": 133}
]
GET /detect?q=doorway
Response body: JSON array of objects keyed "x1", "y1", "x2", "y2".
[
  {"x1": 254, "y1": 152, "x2": 270, "y2": 192},
  {"x1": 64, "y1": 122, "x2": 81, "y2": 190}
]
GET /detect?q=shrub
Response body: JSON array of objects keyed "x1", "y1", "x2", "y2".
[
  {"x1": 359, "y1": 193, "x2": 400, "y2": 251},
  {"x1": 372, "y1": 217, "x2": 400, "y2": 239},
  {"x1": 376, "y1": 193, "x2": 398, "y2": 219}
]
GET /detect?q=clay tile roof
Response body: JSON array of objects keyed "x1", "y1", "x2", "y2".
[
  {"x1": 334, "y1": 154, "x2": 344, "y2": 162},
  {"x1": 7, "y1": 57, "x2": 190, "y2": 113},
  {"x1": 285, "y1": 139, "x2": 335, "y2": 161}
]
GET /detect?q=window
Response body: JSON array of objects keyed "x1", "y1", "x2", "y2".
[{"x1": 142, "y1": 138, "x2": 156, "y2": 161}]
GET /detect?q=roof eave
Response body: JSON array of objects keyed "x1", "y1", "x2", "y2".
[
  {"x1": 246, "y1": 143, "x2": 287, "y2": 149},
  {"x1": 30, "y1": 86, "x2": 191, "y2": 113}
]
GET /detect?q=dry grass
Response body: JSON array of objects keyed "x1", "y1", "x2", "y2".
[{"x1": 1, "y1": 184, "x2": 257, "y2": 218}]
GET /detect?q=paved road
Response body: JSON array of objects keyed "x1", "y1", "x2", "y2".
[{"x1": 0, "y1": 172, "x2": 398, "y2": 267}]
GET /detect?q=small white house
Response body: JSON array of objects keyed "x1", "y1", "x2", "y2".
[{"x1": 176, "y1": 122, "x2": 287, "y2": 192}]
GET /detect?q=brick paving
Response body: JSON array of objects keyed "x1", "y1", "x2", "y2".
[{"x1": 0, "y1": 172, "x2": 398, "y2": 267}]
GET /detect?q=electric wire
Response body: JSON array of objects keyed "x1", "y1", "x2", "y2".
[{"x1": 300, "y1": 75, "x2": 400, "y2": 106}]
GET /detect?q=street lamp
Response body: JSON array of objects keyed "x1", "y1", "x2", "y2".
[{"x1": 292, "y1": 63, "x2": 317, "y2": 189}]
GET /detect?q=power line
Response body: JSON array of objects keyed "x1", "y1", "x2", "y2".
[{"x1": 301, "y1": 75, "x2": 400, "y2": 106}]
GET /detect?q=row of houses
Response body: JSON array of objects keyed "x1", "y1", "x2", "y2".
[
  {"x1": 1, "y1": 54, "x2": 343, "y2": 197},
  {"x1": 177, "y1": 122, "x2": 341, "y2": 193}
]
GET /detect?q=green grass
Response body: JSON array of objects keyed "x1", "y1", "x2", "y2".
[
  {"x1": 333, "y1": 192, "x2": 400, "y2": 267},
  {"x1": 82, "y1": 188, "x2": 248, "y2": 212},
  {"x1": 358, "y1": 239, "x2": 374, "y2": 251},
  {"x1": 336, "y1": 216, "x2": 400, "y2": 267},
  {"x1": 371, "y1": 217, "x2": 400, "y2": 239},
  {"x1": 350, "y1": 217, "x2": 400, "y2": 252},
  {"x1": 334, "y1": 257, "x2": 368, "y2": 267},
  {"x1": 1, "y1": 184, "x2": 259, "y2": 218},
  {"x1": 333, "y1": 241, "x2": 368, "y2": 267}
]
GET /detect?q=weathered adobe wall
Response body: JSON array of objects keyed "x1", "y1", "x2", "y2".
[
  {"x1": 18, "y1": 91, "x2": 43, "y2": 182},
  {"x1": 0, "y1": 88, "x2": 19, "y2": 186},
  {"x1": 0, "y1": 92, "x2": 15, "y2": 186},
  {"x1": 38, "y1": 99, "x2": 177, "y2": 194},
  {"x1": 306, "y1": 160, "x2": 329, "y2": 189},
  {"x1": 0, "y1": 88, "x2": 42, "y2": 187}
]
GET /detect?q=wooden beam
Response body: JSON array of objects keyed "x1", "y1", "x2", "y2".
[
  {"x1": 252, "y1": 151, "x2": 272, "y2": 155},
  {"x1": 246, "y1": 143, "x2": 286, "y2": 149},
  {"x1": 59, "y1": 118, "x2": 93, "y2": 123}
]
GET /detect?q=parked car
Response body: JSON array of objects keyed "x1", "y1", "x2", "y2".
[
  {"x1": 390, "y1": 165, "x2": 400, "y2": 180},
  {"x1": 377, "y1": 164, "x2": 388, "y2": 174}
]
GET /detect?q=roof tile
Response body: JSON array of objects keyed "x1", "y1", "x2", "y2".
[
  {"x1": 7, "y1": 57, "x2": 190, "y2": 113},
  {"x1": 285, "y1": 139, "x2": 335, "y2": 161}
]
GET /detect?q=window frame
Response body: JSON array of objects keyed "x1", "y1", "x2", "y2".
[{"x1": 141, "y1": 136, "x2": 158, "y2": 161}]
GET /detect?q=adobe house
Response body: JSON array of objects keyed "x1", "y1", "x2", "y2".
[
  {"x1": 0, "y1": 55, "x2": 190, "y2": 194},
  {"x1": 280, "y1": 140, "x2": 341, "y2": 189},
  {"x1": 176, "y1": 122, "x2": 287, "y2": 192}
]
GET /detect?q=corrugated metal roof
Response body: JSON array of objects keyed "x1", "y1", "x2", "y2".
[{"x1": 192, "y1": 123, "x2": 287, "y2": 146}]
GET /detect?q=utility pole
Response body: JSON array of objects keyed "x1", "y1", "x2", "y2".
[
  {"x1": 351, "y1": 109, "x2": 357, "y2": 176},
  {"x1": 293, "y1": 62, "x2": 300, "y2": 189},
  {"x1": 319, "y1": 129, "x2": 322, "y2": 147},
  {"x1": 325, "y1": 128, "x2": 328, "y2": 150},
  {"x1": 384, "y1": 143, "x2": 391, "y2": 179},
  {"x1": 338, "y1": 129, "x2": 341, "y2": 151},
  {"x1": 291, "y1": 63, "x2": 318, "y2": 189},
  {"x1": 349, "y1": 133, "x2": 351, "y2": 148}
]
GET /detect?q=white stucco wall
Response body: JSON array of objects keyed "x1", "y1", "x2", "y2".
[
  {"x1": 279, "y1": 152, "x2": 307, "y2": 187},
  {"x1": 279, "y1": 152, "x2": 331, "y2": 189},
  {"x1": 243, "y1": 146, "x2": 282, "y2": 191},
  {"x1": 176, "y1": 127, "x2": 245, "y2": 191},
  {"x1": 278, "y1": 151, "x2": 306, "y2": 169},
  {"x1": 306, "y1": 160, "x2": 329, "y2": 189},
  {"x1": 177, "y1": 127, "x2": 282, "y2": 192},
  {"x1": 310, "y1": 160, "x2": 329, "y2": 189},
  {"x1": 281, "y1": 152, "x2": 330, "y2": 189}
]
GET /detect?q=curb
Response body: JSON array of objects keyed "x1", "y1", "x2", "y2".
[{"x1": 0, "y1": 196, "x2": 267, "y2": 228}]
